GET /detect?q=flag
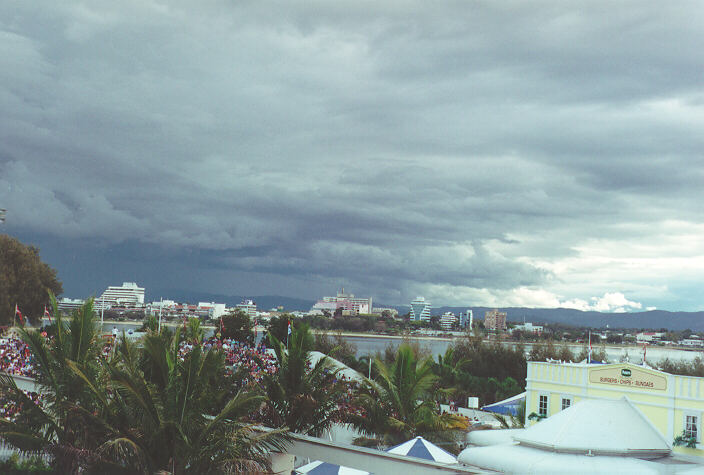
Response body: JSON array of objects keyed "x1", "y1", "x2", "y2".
[
  {"x1": 183, "y1": 315, "x2": 188, "y2": 331},
  {"x1": 44, "y1": 306, "x2": 52, "y2": 324},
  {"x1": 287, "y1": 320, "x2": 292, "y2": 335},
  {"x1": 643, "y1": 342, "x2": 647, "y2": 360},
  {"x1": 220, "y1": 316, "x2": 225, "y2": 333},
  {"x1": 15, "y1": 304, "x2": 24, "y2": 325}
]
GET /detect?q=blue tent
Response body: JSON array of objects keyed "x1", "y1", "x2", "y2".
[
  {"x1": 295, "y1": 461, "x2": 369, "y2": 475},
  {"x1": 386, "y1": 436, "x2": 457, "y2": 464},
  {"x1": 481, "y1": 391, "x2": 526, "y2": 416}
]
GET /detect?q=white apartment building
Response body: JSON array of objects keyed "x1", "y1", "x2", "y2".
[
  {"x1": 311, "y1": 289, "x2": 373, "y2": 315},
  {"x1": 439, "y1": 312, "x2": 457, "y2": 330},
  {"x1": 235, "y1": 299, "x2": 257, "y2": 317},
  {"x1": 57, "y1": 298, "x2": 85, "y2": 314},
  {"x1": 680, "y1": 336, "x2": 704, "y2": 347},
  {"x1": 513, "y1": 322, "x2": 543, "y2": 334},
  {"x1": 96, "y1": 282, "x2": 145, "y2": 310},
  {"x1": 636, "y1": 332, "x2": 665, "y2": 342},
  {"x1": 198, "y1": 302, "x2": 227, "y2": 319},
  {"x1": 409, "y1": 296, "x2": 431, "y2": 321}
]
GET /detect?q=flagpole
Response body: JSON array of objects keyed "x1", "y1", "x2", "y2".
[{"x1": 588, "y1": 331, "x2": 592, "y2": 363}]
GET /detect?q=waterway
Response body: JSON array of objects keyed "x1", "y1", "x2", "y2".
[{"x1": 95, "y1": 320, "x2": 704, "y2": 365}]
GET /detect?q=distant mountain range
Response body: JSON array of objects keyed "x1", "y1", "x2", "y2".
[
  {"x1": 151, "y1": 290, "x2": 704, "y2": 331},
  {"x1": 432, "y1": 307, "x2": 704, "y2": 332}
]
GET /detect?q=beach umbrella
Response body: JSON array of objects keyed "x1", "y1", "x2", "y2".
[
  {"x1": 295, "y1": 460, "x2": 370, "y2": 475},
  {"x1": 386, "y1": 436, "x2": 457, "y2": 464}
]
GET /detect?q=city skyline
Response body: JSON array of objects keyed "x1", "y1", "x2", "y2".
[{"x1": 2, "y1": 2, "x2": 704, "y2": 312}]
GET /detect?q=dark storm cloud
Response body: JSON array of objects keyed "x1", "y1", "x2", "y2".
[{"x1": 1, "y1": 0, "x2": 703, "y2": 309}]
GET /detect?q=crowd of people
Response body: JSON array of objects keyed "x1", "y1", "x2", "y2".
[
  {"x1": 0, "y1": 390, "x2": 43, "y2": 422},
  {"x1": 0, "y1": 337, "x2": 36, "y2": 377},
  {"x1": 1, "y1": 331, "x2": 366, "y2": 426},
  {"x1": 193, "y1": 337, "x2": 279, "y2": 386}
]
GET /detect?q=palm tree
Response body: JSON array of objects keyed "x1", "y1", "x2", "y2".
[
  {"x1": 0, "y1": 292, "x2": 288, "y2": 473},
  {"x1": 80, "y1": 330, "x2": 289, "y2": 473},
  {"x1": 0, "y1": 294, "x2": 121, "y2": 471},
  {"x1": 432, "y1": 346, "x2": 469, "y2": 403},
  {"x1": 257, "y1": 324, "x2": 348, "y2": 437},
  {"x1": 350, "y1": 344, "x2": 468, "y2": 448}
]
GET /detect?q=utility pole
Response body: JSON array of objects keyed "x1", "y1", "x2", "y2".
[{"x1": 158, "y1": 297, "x2": 163, "y2": 332}]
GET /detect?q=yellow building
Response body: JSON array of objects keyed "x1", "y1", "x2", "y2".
[{"x1": 526, "y1": 361, "x2": 704, "y2": 459}]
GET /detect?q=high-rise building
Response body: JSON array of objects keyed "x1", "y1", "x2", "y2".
[
  {"x1": 484, "y1": 309, "x2": 507, "y2": 331},
  {"x1": 96, "y1": 282, "x2": 145, "y2": 310},
  {"x1": 459, "y1": 309, "x2": 473, "y2": 328},
  {"x1": 439, "y1": 312, "x2": 457, "y2": 330},
  {"x1": 409, "y1": 296, "x2": 432, "y2": 321}
]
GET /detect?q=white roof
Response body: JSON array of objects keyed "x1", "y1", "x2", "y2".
[
  {"x1": 467, "y1": 428, "x2": 525, "y2": 447},
  {"x1": 514, "y1": 397, "x2": 670, "y2": 457},
  {"x1": 459, "y1": 443, "x2": 666, "y2": 474},
  {"x1": 308, "y1": 351, "x2": 365, "y2": 383}
]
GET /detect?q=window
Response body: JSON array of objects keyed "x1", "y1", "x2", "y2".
[
  {"x1": 685, "y1": 415, "x2": 699, "y2": 442},
  {"x1": 561, "y1": 398, "x2": 571, "y2": 410},
  {"x1": 539, "y1": 395, "x2": 549, "y2": 417}
]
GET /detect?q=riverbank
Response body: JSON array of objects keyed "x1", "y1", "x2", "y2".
[{"x1": 93, "y1": 320, "x2": 704, "y2": 353}]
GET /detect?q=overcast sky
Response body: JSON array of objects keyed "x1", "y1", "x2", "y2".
[{"x1": 2, "y1": 1, "x2": 703, "y2": 311}]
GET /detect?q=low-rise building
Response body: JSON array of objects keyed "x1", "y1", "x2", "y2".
[
  {"x1": 372, "y1": 307, "x2": 399, "y2": 317},
  {"x1": 310, "y1": 289, "x2": 372, "y2": 316},
  {"x1": 512, "y1": 322, "x2": 543, "y2": 334},
  {"x1": 57, "y1": 298, "x2": 85, "y2": 314},
  {"x1": 680, "y1": 336, "x2": 704, "y2": 347},
  {"x1": 636, "y1": 331, "x2": 666, "y2": 342},
  {"x1": 235, "y1": 299, "x2": 257, "y2": 317},
  {"x1": 199, "y1": 302, "x2": 227, "y2": 319},
  {"x1": 525, "y1": 360, "x2": 704, "y2": 460}
]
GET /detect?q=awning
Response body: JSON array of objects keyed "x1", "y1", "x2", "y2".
[{"x1": 481, "y1": 391, "x2": 525, "y2": 416}]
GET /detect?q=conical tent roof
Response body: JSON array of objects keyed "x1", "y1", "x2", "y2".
[
  {"x1": 295, "y1": 460, "x2": 370, "y2": 475},
  {"x1": 386, "y1": 436, "x2": 457, "y2": 464},
  {"x1": 514, "y1": 397, "x2": 670, "y2": 457}
]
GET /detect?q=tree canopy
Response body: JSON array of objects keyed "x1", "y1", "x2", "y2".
[
  {"x1": 220, "y1": 310, "x2": 255, "y2": 345},
  {"x1": 0, "y1": 297, "x2": 288, "y2": 473},
  {"x1": 0, "y1": 234, "x2": 63, "y2": 325}
]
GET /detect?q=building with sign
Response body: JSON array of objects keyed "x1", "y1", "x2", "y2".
[{"x1": 525, "y1": 361, "x2": 704, "y2": 459}]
